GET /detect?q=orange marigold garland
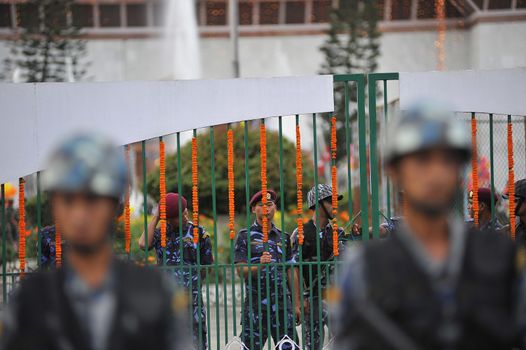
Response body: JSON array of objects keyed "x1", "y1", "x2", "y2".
[
  {"x1": 192, "y1": 135, "x2": 199, "y2": 244},
  {"x1": 124, "y1": 145, "x2": 131, "y2": 253},
  {"x1": 18, "y1": 178, "x2": 26, "y2": 275},
  {"x1": 471, "y1": 114, "x2": 479, "y2": 227},
  {"x1": 55, "y1": 220, "x2": 62, "y2": 267},
  {"x1": 227, "y1": 128, "x2": 236, "y2": 240},
  {"x1": 295, "y1": 122, "x2": 304, "y2": 245},
  {"x1": 159, "y1": 138, "x2": 167, "y2": 248},
  {"x1": 508, "y1": 117, "x2": 516, "y2": 240},
  {"x1": 260, "y1": 122, "x2": 268, "y2": 243},
  {"x1": 331, "y1": 117, "x2": 339, "y2": 256}
]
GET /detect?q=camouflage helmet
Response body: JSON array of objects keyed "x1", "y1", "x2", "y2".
[
  {"x1": 42, "y1": 132, "x2": 127, "y2": 199},
  {"x1": 307, "y1": 184, "x2": 343, "y2": 210},
  {"x1": 384, "y1": 101, "x2": 471, "y2": 165}
]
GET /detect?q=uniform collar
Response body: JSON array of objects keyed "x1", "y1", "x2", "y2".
[{"x1": 252, "y1": 220, "x2": 278, "y2": 233}]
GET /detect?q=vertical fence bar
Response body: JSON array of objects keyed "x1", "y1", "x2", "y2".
[
  {"x1": 141, "y1": 140, "x2": 148, "y2": 264},
  {"x1": 344, "y1": 83, "x2": 353, "y2": 219},
  {"x1": 312, "y1": 113, "x2": 321, "y2": 348},
  {"x1": 368, "y1": 80, "x2": 380, "y2": 239},
  {"x1": 278, "y1": 116, "x2": 290, "y2": 345},
  {"x1": 244, "y1": 122, "x2": 254, "y2": 350},
  {"x1": 209, "y1": 126, "x2": 220, "y2": 348},
  {"x1": 226, "y1": 124, "x2": 237, "y2": 343},
  {"x1": 489, "y1": 114, "x2": 496, "y2": 224},
  {"x1": 356, "y1": 75, "x2": 369, "y2": 240},
  {"x1": 383, "y1": 80, "x2": 391, "y2": 219},
  {"x1": 1, "y1": 184, "x2": 6, "y2": 302},
  {"x1": 37, "y1": 172, "x2": 42, "y2": 267}
]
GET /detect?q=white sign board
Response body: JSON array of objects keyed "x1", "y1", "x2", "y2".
[
  {"x1": 400, "y1": 68, "x2": 526, "y2": 116},
  {"x1": 0, "y1": 76, "x2": 334, "y2": 183}
]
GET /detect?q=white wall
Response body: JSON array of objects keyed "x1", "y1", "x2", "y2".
[{"x1": 1, "y1": 21, "x2": 524, "y2": 82}]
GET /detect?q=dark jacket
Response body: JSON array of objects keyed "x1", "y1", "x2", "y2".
[
  {"x1": 335, "y1": 227, "x2": 519, "y2": 350},
  {"x1": 1, "y1": 260, "x2": 188, "y2": 350}
]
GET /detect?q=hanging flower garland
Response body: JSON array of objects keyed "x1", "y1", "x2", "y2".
[
  {"x1": 471, "y1": 114, "x2": 479, "y2": 227},
  {"x1": 295, "y1": 122, "x2": 304, "y2": 245},
  {"x1": 192, "y1": 135, "x2": 200, "y2": 244},
  {"x1": 227, "y1": 128, "x2": 236, "y2": 240},
  {"x1": 124, "y1": 145, "x2": 131, "y2": 254},
  {"x1": 508, "y1": 117, "x2": 516, "y2": 240},
  {"x1": 260, "y1": 122, "x2": 268, "y2": 243},
  {"x1": 331, "y1": 117, "x2": 339, "y2": 256},
  {"x1": 18, "y1": 178, "x2": 26, "y2": 276},
  {"x1": 159, "y1": 138, "x2": 167, "y2": 248}
]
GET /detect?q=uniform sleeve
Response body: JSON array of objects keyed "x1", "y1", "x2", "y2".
[
  {"x1": 151, "y1": 228, "x2": 161, "y2": 251},
  {"x1": 285, "y1": 233, "x2": 296, "y2": 264},
  {"x1": 40, "y1": 229, "x2": 52, "y2": 269},
  {"x1": 234, "y1": 230, "x2": 248, "y2": 263},
  {"x1": 290, "y1": 228, "x2": 299, "y2": 263},
  {"x1": 199, "y1": 227, "x2": 214, "y2": 265}
]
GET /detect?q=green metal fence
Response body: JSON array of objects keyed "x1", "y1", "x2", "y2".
[{"x1": 1, "y1": 72, "x2": 525, "y2": 350}]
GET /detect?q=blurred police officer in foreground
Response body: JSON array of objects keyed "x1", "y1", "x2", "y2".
[
  {"x1": 234, "y1": 190, "x2": 300, "y2": 350},
  {"x1": 138, "y1": 192, "x2": 213, "y2": 350},
  {"x1": 466, "y1": 187, "x2": 503, "y2": 232},
  {"x1": 1, "y1": 133, "x2": 189, "y2": 350},
  {"x1": 291, "y1": 184, "x2": 347, "y2": 350},
  {"x1": 333, "y1": 102, "x2": 520, "y2": 350}
]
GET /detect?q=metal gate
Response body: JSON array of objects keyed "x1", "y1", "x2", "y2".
[{"x1": 2, "y1": 72, "x2": 526, "y2": 350}]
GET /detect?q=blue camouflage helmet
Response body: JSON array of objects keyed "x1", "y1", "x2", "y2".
[
  {"x1": 307, "y1": 184, "x2": 343, "y2": 210},
  {"x1": 42, "y1": 132, "x2": 127, "y2": 199},
  {"x1": 384, "y1": 101, "x2": 471, "y2": 165}
]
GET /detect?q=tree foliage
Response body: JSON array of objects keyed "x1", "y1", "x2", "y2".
[
  {"x1": 319, "y1": 0, "x2": 381, "y2": 162},
  {"x1": 2, "y1": 0, "x2": 87, "y2": 82},
  {"x1": 147, "y1": 125, "x2": 315, "y2": 216}
]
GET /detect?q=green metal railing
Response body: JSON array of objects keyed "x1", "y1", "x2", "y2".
[{"x1": 2, "y1": 73, "x2": 525, "y2": 350}]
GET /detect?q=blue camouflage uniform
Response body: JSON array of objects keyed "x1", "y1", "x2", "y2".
[
  {"x1": 39, "y1": 225, "x2": 66, "y2": 269},
  {"x1": 152, "y1": 222, "x2": 213, "y2": 350},
  {"x1": 234, "y1": 221, "x2": 299, "y2": 350},
  {"x1": 379, "y1": 216, "x2": 403, "y2": 236},
  {"x1": 291, "y1": 220, "x2": 346, "y2": 350}
]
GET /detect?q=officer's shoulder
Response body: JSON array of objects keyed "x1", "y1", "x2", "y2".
[
  {"x1": 41, "y1": 225, "x2": 56, "y2": 236},
  {"x1": 236, "y1": 228, "x2": 248, "y2": 238},
  {"x1": 467, "y1": 226, "x2": 515, "y2": 253},
  {"x1": 116, "y1": 260, "x2": 171, "y2": 293}
]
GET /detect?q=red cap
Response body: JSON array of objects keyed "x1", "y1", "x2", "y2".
[
  {"x1": 159, "y1": 193, "x2": 187, "y2": 219},
  {"x1": 469, "y1": 187, "x2": 498, "y2": 206},
  {"x1": 249, "y1": 189, "x2": 277, "y2": 207}
]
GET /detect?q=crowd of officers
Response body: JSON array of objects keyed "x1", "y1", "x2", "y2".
[{"x1": 1, "y1": 101, "x2": 526, "y2": 350}]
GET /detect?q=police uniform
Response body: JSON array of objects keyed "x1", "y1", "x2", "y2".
[
  {"x1": 291, "y1": 219, "x2": 346, "y2": 350},
  {"x1": 1, "y1": 132, "x2": 191, "y2": 350},
  {"x1": 333, "y1": 102, "x2": 521, "y2": 350},
  {"x1": 234, "y1": 190, "x2": 298, "y2": 350},
  {"x1": 40, "y1": 225, "x2": 68, "y2": 269},
  {"x1": 152, "y1": 221, "x2": 213, "y2": 350},
  {"x1": 380, "y1": 216, "x2": 403, "y2": 236}
]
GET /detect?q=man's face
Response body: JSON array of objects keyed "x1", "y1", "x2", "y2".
[
  {"x1": 390, "y1": 149, "x2": 463, "y2": 217},
  {"x1": 52, "y1": 192, "x2": 116, "y2": 250},
  {"x1": 321, "y1": 199, "x2": 334, "y2": 219},
  {"x1": 252, "y1": 201, "x2": 276, "y2": 222},
  {"x1": 169, "y1": 208, "x2": 188, "y2": 228},
  {"x1": 468, "y1": 199, "x2": 488, "y2": 219}
]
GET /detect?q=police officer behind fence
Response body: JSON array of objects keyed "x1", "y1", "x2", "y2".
[
  {"x1": 138, "y1": 192, "x2": 213, "y2": 350},
  {"x1": 291, "y1": 184, "x2": 347, "y2": 350},
  {"x1": 333, "y1": 102, "x2": 521, "y2": 350},
  {"x1": 467, "y1": 187, "x2": 503, "y2": 232},
  {"x1": 1, "y1": 133, "x2": 189, "y2": 350},
  {"x1": 234, "y1": 189, "x2": 300, "y2": 350}
]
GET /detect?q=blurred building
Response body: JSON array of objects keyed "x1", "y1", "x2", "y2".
[{"x1": 0, "y1": 0, "x2": 525, "y2": 81}]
